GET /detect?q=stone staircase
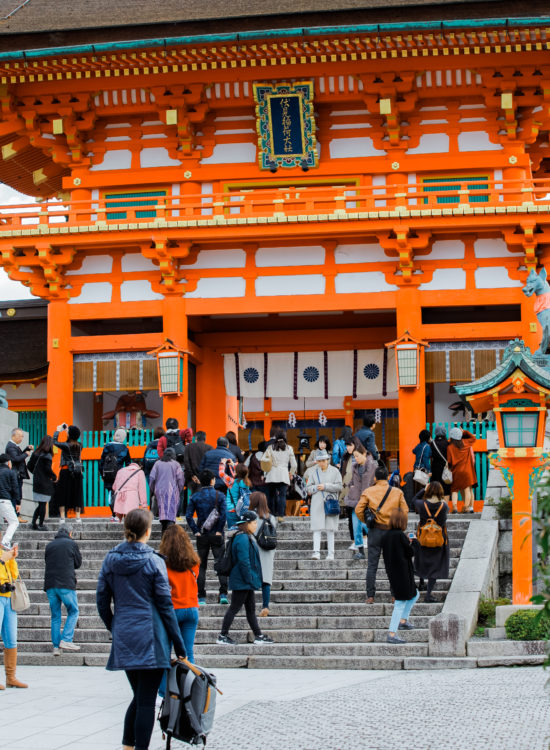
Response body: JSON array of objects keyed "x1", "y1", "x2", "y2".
[{"x1": 11, "y1": 516, "x2": 477, "y2": 670}]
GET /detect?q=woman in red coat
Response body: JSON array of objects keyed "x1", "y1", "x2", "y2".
[{"x1": 447, "y1": 427, "x2": 477, "y2": 513}]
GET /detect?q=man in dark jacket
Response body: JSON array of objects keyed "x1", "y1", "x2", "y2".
[
  {"x1": 184, "y1": 430, "x2": 212, "y2": 496},
  {"x1": 355, "y1": 417, "x2": 380, "y2": 461},
  {"x1": 0, "y1": 454, "x2": 19, "y2": 548},
  {"x1": 5, "y1": 427, "x2": 32, "y2": 518},
  {"x1": 44, "y1": 525, "x2": 82, "y2": 653},
  {"x1": 225, "y1": 431, "x2": 245, "y2": 463},
  {"x1": 199, "y1": 437, "x2": 235, "y2": 493},
  {"x1": 186, "y1": 469, "x2": 228, "y2": 605}
]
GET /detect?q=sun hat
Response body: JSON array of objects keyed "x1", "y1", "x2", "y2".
[
  {"x1": 449, "y1": 427, "x2": 463, "y2": 440},
  {"x1": 315, "y1": 449, "x2": 331, "y2": 462}
]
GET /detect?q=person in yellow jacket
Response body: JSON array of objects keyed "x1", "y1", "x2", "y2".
[{"x1": 0, "y1": 545, "x2": 28, "y2": 688}]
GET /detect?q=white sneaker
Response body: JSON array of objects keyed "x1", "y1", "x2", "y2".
[
  {"x1": 348, "y1": 543, "x2": 357, "y2": 550},
  {"x1": 59, "y1": 641, "x2": 80, "y2": 651},
  {"x1": 311, "y1": 551, "x2": 321, "y2": 560},
  {"x1": 326, "y1": 554, "x2": 335, "y2": 561},
  {"x1": 52, "y1": 647, "x2": 60, "y2": 656}
]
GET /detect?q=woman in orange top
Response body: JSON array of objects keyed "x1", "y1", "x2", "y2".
[
  {"x1": 447, "y1": 427, "x2": 477, "y2": 514},
  {"x1": 158, "y1": 525, "x2": 200, "y2": 663}
]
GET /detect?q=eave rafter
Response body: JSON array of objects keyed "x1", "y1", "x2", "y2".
[{"x1": 0, "y1": 25, "x2": 548, "y2": 83}]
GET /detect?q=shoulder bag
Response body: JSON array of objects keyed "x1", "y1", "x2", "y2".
[
  {"x1": 364, "y1": 485, "x2": 393, "y2": 530},
  {"x1": 432, "y1": 440, "x2": 453, "y2": 484},
  {"x1": 202, "y1": 491, "x2": 221, "y2": 533},
  {"x1": 4, "y1": 564, "x2": 30, "y2": 613},
  {"x1": 260, "y1": 447, "x2": 273, "y2": 473},
  {"x1": 316, "y1": 470, "x2": 340, "y2": 516},
  {"x1": 413, "y1": 444, "x2": 430, "y2": 486}
]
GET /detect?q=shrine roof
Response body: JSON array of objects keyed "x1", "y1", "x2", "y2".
[
  {"x1": 0, "y1": 0, "x2": 546, "y2": 51},
  {"x1": 0, "y1": 300, "x2": 48, "y2": 383},
  {"x1": 455, "y1": 339, "x2": 550, "y2": 396}
]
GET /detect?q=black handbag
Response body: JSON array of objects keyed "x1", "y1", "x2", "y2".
[{"x1": 364, "y1": 485, "x2": 393, "y2": 530}]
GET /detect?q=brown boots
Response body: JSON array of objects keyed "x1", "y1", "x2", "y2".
[{"x1": 4, "y1": 648, "x2": 28, "y2": 688}]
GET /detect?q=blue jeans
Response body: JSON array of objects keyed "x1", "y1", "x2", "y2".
[
  {"x1": 262, "y1": 583, "x2": 271, "y2": 609},
  {"x1": 389, "y1": 590, "x2": 420, "y2": 633},
  {"x1": 46, "y1": 588, "x2": 79, "y2": 646},
  {"x1": 159, "y1": 606, "x2": 199, "y2": 698},
  {"x1": 351, "y1": 510, "x2": 368, "y2": 548},
  {"x1": 0, "y1": 596, "x2": 17, "y2": 648}
]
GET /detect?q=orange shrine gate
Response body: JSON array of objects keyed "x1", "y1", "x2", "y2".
[{"x1": 0, "y1": 7, "x2": 548, "y2": 515}]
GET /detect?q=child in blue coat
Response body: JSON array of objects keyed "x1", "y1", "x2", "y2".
[{"x1": 216, "y1": 510, "x2": 273, "y2": 646}]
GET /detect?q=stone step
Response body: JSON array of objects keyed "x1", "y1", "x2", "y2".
[{"x1": 194, "y1": 642, "x2": 429, "y2": 657}]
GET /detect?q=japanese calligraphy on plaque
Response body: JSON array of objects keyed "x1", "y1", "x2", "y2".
[{"x1": 253, "y1": 81, "x2": 317, "y2": 170}]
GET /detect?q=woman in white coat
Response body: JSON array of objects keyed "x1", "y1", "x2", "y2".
[
  {"x1": 306, "y1": 450, "x2": 343, "y2": 561},
  {"x1": 263, "y1": 430, "x2": 297, "y2": 520}
]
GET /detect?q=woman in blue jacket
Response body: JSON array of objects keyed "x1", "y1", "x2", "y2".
[
  {"x1": 216, "y1": 510, "x2": 273, "y2": 646},
  {"x1": 96, "y1": 509, "x2": 186, "y2": 750}
]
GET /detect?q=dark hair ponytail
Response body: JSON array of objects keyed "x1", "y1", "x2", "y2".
[{"x1": 124, "y1": 508, "x2": 152, "y2": 542}]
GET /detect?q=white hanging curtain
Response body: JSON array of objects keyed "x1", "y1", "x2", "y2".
[
  {"x1": 297, "y1": 351, "x2": 325, "y2": 398},
  {"x1": 266, "y1": 352, "x2": 295, "y2": 397},
  {"x1": 327, "y1": 350, "x2": 354, "y2": 396},
  {"x1": 355, "y1": 349, "x2": 386, "y2": 396}
]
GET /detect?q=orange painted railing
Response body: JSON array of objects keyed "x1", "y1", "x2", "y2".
[{"x1": 0, "y1": 176, "x2": 549, "y2": 230}]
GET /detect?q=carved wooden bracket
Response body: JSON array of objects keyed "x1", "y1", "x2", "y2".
[
  {"x1": 0, "y1": 242, "x2": 75, "y2": 299},
  {"x1": 378, "y1": 227, "x2": 431, "y2": 282},
  {"x1": 142, "y1": 239, "x2": 199, "y2": 294},
  {"x1": 150, "y1": 85, "x2": 210, "y2": 160},
  {"x1": 502, "y1": 223, "x2": 550, "y2": 271},
  {"x1": 358, "y1": 72, "x2": 418, "y2": 148}
]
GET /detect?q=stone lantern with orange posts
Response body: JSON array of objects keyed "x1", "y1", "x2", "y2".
[{"x1": 455, "y1": 340, "x2": 550, "y2": 605}]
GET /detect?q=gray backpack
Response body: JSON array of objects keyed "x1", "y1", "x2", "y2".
[{"x1": 159, "y1": 659, "x2": 219, "y2": 748}]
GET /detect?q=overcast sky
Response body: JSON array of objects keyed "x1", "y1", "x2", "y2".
[{"x1": 0, "y1": 184, "x2": 39, "y2": 302}]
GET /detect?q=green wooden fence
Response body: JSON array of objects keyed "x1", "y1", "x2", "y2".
[
  {"x1": 17, "y1": 410, "x2": 47, "y2": 450},
  {"x1": 427, "y1": 420, "x2": 496, "y2": 501}
]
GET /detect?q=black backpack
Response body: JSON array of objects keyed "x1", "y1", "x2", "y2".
[
  {"x1": 165, "y1": 432, "x2": 185, "y2": 465},
  {"x1": 101, "y1": 450, "x2": 119, "y2": 485},
  {"x1": 256, "y1": 517, "x2": 277, "y2": 550},
  {"x1": 214, "y1": 530, "x2": 239, "y2": 577},
  {"x1": 66, "y1": 445, "x2": 83, "y2": 477},
  {"x1": 158, "y1": 659, "x2": 219, "y2": 749}
]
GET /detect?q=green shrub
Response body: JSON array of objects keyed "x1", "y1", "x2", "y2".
[
  {"x1": 505, "y1": 610, "x2": 550, "y2": 641},
  {"x1": 496, "y1": 496, "x2": 512, "y2": 520},
  {"x1": 477, "y1": 597, "x2": 511, "y2": 628}
]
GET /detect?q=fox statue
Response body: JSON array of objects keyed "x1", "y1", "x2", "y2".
[{"x1": 523, "y1": 267, "x2": 550, "y2": 357}]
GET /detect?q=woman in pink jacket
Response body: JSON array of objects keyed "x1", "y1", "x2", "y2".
[{"x1": 112, "y1": 461, "x2": 148, "y2": 521}]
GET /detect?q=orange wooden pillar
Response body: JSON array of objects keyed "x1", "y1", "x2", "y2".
[
  {"x1": 395, "y1": 288, "x2": 426, "y2": 472},
  {"x1": 162, "y1": 295, "x2": 189, "y2": 427},
  {"x1": 47, "y1": 299, "x2": 73, "y2": 434},
  {"x1": 509, "y1": 457, "x2": 535, "y2": 604},
  {"x1": 196, "y1": 347, "x2": 237, "y2": 443}
]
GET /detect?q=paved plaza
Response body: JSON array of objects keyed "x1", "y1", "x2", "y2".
[{"x1": 1, "y1": 665, "x2": 549, "y2": 749}]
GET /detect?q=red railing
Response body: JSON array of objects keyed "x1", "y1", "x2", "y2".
[{"x1": 0, "y1": 176, "x2": 548, "y2": 231}]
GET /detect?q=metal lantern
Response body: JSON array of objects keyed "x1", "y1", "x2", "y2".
[
  {"x1": 148, "y1": 339, "x2": 186, "y2": 396},
  {"x1": 501, "y1": 410, "x2": 540, "y2": 448},
  {"x1": 386, "y1": 331, "x2": 428, "y2": 389}
]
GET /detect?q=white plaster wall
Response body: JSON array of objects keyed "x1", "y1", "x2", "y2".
[
  {"x1": 1, "y1": 383, "x2": 47, "y2": 399},
  {"x1": 473, "y1": 238, "x2": 522, "y2": 258},
  {"x1": 255, "y1": 275, "x2": 325, "y2": 296},
  {"x1": 433, "y1": 382, "x2": 464, "y2": 423},
  {"x1": 140, "y1": 147, "x2": 180, "y2": 168},
  {"x1": 458, "y1": 131, "x2": 503, "y2": 151},
  {"x1": 407, "y1": 133, "x2": 449, "y2": 154},
  {"x1": 185, "y1": 277, "x2": 246, "y2": 298},
  {"x1": 329, "y1": 137, "x2": 386, "y2": 158},
  {"x1": 270, "y1": 397, "x2": 344, "y2": 411},
  {"x1": 66, "y1": 255, "x2": 113, "y2": 276},
  {"x1": 73, "y1": 392, "x2": 94, "y2": 432},
  {"x1": 256, "y1": 246, "x2": 325, "y2": 267},
  {"x1": 475, "y1": 267, "x2": 522, "y2": 288},
  {"x1": 121, "y1": 254, "x2": 158, "y2": 272},
  {"x1": 335, "y1": 271, "x2": 398, "y2": 293},
  {"x1": 120, "y1": 280, "x2": 164, "y2": 302},
  {"x1": 418, "y1": 269, "x2": 467, "y2": 290},
  {"x1": 68, "y1": 282, "x2": 112, "y2": 304},
  {"x1": 201, "y1": 143, "x2": 256, "y2": 164},
  {"x1": 421, "y1": 240, "x2": 465, "y2": 260},
  {"x1": 242, "y1": 397, "x2": 264, "y2": 412},
  {"x1": 90, "y1": 150, "x2": 132, "y2": 171},
  {"x1": 334, "y1": 243, "x2": 389, "y2": 264},
  {"x1": 187, "y1": 249, "x2": 246, "y2": 269}
]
